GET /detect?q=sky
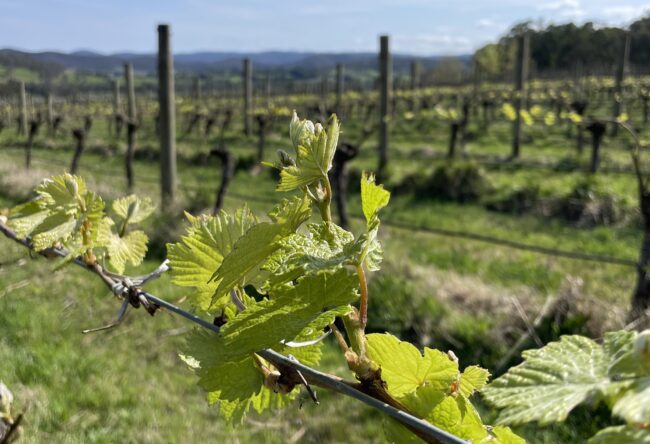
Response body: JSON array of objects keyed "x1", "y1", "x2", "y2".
[{"x1": 0, "y1": 0, "x2": 649, "y2": 55}]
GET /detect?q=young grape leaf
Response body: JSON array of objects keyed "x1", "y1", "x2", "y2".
[
  {"x1": 211, "y1": 196, "x2": 311, "y2": 306},
  {"x1": 356, "y1": 172, "x2": 390, "y2": 271},
  {"x1": 167, "y1": 208, "x2": 256, "y2": 310},
  {"x1": 588, "y1": 426, "x2": 650, "y2": 444},
  {"x1": 361, "y1": 171, "x2": 390, "y2": 230},
  {"x1": 459, "y1": 365, "x2": 490, "y2": 398},
  {"x1": 384, "y1": 387, "x2": 489, "y2": 444},
  {"x1": 96, "y1": 218, "x2": 148, "y2": 274},
  {"x1": 30, "y1": 211, "x2": 78, "y2": 251},
  {"x1": 8, "y1": 200, "x2": 49, "y2": 238},
  {"x1": 184, "y1": 268, "x2": 357, "y2": 377},
  {"x1": 112, "y1": 194, "x2": 155, "y2": 225},
  {"x1": 9, "y1": 174, "x2": 105, "y2": 254},
  {"x1": 277, "y1": 113, "x2": 339, "y2": 191},
  {"x1": 183, "y1": 270, "x2": 356, "y2": 423},
  {"x1": 385, "y1": 384, "x2": 524, "y2": 444},
  {"x1": 482, "y1": 334, "x2": 634, "y2": 425},
  {"x1": 611, "y1": 377, "x2": 650, "y2": 425},
  {"x1": 491, "y1": 426, "x2": 528, "y2": 444},
  {"x1": 211, "y1": 268, "x2": 358, "y2": 364},
  {"x1": 263, "y1": 222, "x2": 356, "y2": 287},
  {"x1": 366, "y1": 333, "x2": 458, "y2": 398}
]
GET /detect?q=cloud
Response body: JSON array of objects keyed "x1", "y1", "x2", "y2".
[
  {"x1": 393, "y1": 33, "x2": 473, "y2": 55},
  {"x1": 603, "y1": 5, "x2": 650, "y2": 23},
  {"x1": 476, "y1": 18, "x2": 505, "y2": 30},
  {"x1": 538, "y1": 0, "x2": 584, "y2": 19}
]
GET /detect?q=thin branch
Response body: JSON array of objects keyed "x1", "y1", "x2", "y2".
[{"x1": 0, "y1": 220, "x2": 467, "y2": 444}]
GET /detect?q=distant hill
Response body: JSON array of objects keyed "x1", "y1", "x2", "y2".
[{"x1": 0, "y1": 48, "x2": 471, "y2": 77}]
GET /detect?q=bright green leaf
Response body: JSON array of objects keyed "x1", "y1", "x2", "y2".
[
  {"x1": 211, "y1": 197, "x2": 310, "y2": 306},
  {"x1": 460, "y1": 365, "x2": 490, "y2": 398},
  {"x1": 112, "y1": 194, "x2": 155, "y2": 225},
  {"x1": 167, "y1": 208, "x2": 256, "y2": 310},
  {"x1": 361, "y1": 171, "x2": 390, "y2": 230},
  {"x1": 366, "y1": 333, "x2": 458, "y2": 398}
]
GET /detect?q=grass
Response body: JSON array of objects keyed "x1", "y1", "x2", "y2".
[
  {"x1": 0, "y1": 92, "x2": 646, "y2": 442},
  {"x1": 0, "y1": 236, "x2": 388, "y2": 443}
]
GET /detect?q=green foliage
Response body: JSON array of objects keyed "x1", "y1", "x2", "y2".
[
  {"x1": 9, "y1": 174, "x2": 104, "y2": 254},
  {"x1": 366, "y1": 333, "x2": 458, "y2": 397},
  {"x1": 276, "y1": 112, "x2": 339, "y2": 192},
  {"x1": 96, "y1": 218, "x2": 148, "y2": 274},
  {"x1": 367, "y1": 333, "x2": 519, "y2": 443},
  {"x1": 210, "y1": 196, "x2": 311, "y2": 307},
  {"x1": 166, "y1": 208, "x2": 257, "y2": 311},
  {"x1": 112, "y1": 194, "x2": 155, "y2": 226},
  {"x1": 3, "y1": 113, "x2": 524, "y2": 443},
  {"x1": 483, "y1": 330, "x2": 650, "y2": 443},
  {"x1": 7, "y1": 174, "x2": 153, "y2": 271}
]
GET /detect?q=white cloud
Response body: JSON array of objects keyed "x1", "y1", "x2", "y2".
[
  {"x1": 393, "y1": 33, "x2": 473, "y2": 55},
  {"x1": 603, "y1": 5, "x2": 650, "y2": 23},
  {"x1": 538, "y1": 0, "x2": 584, "y2": 19},
  {"x1": 476, "y1": 18, "x2": 505, "y2": 29}
]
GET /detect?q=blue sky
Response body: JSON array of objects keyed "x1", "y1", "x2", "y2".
[{"x1": 0, "y1": 0, "x2": 648, "y2": 55}]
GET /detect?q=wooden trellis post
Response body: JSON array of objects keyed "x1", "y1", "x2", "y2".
[
  {"x1": 124, "y1": 63, "x2": 138, "y2": 190},
  {"x1": 46, "y1": 93, "x2": 53, "y2": 134},
  {"x1": 336, "y1": 63, "x2": 344, "y2": 115},
  {"x1": 158, "y1": 24, "x2": 177, "y2": 208},
  {"x1": 378, "y1": 35, "x2": 392, "y2": 182},
  {"x1": 18, "y1": 81, "x2": 27, "y2": 137},
  {"x1": 511, "y1": 32, "x2": 529, "y2": 159},
  {"x1": 612, "y1": 31, "x2": 631, "y2": 136},
  {"x1": 243, "y1": 58, "x2": 253, "y2": 136}
]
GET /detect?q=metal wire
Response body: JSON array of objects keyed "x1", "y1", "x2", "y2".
[{"x1": 0, "y1": 220, "x2": 468, "y2": 444}]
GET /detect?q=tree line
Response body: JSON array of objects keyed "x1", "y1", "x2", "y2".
[{"x1": 474, "y1": 15, "x2": 650, "y2": 78}]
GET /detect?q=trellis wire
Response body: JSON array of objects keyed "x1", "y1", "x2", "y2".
[{"x1": 0, "y1": 220, "x2": 467, "y2": 444}]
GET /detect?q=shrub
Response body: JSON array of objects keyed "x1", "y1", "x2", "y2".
[
  {"x1": 415, "y1": 161, "x2": 491, "y2": 202},
  {"x1": 556, "y1": 176, "x2": 623, "y2": 227},
  {"x1": 485, "y1": 185, "x2": 540, "y2": 215}
]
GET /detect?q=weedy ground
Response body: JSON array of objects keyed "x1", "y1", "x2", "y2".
[{"x1": 0, "y1": 98, "x2": 644, "y2": 443}]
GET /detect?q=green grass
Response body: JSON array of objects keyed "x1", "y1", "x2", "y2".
[
  {"x1": 0, "y1": 236, "x2": 389, "y2": 443},
  {"x1": 0, "y1": 92, "x2": 646, "y2": 442}
]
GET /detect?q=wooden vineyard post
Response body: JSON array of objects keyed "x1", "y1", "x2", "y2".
[
  {"x1": 124, "y1": 63, "x2": 138, "y2": 191},
  {"x1": 25, "y1": 120, "x2": 40, "y2": 169},
  {"x1": 410, "y1": 60, "x2": 421, "y2": 112},
  {"x1": 158, "y1": 24, "x2": 177, "y2": 208},
  {"x1": 46, "y1": 93, "x2": 53, "y2": 135},
  {"x1": 410, "y1": 61, "x2": 421, "y2": 90},
  {"x1": 265, "y1": 73, "x2": 272, "y2": 108},
  {"x1": 611, "y1": 31, "x2": 630, "y2": 137},
  {"x1": 511, "y1": 32, "x2": 529, "y2": 159},
  {"x1": 18, "y1": 81, "x2": 27, "y2": 137},
  {"x1": 112, "y1": 79, "x2": 121, "y2": 137},
  {"x1": 378, "y1": 35, "x2": 392, "y2": 182},
  {"x1": 125, "y1": 64, "x2": 137, "y2": 124},
  {"x1": 336, "y1": 63, "x2": 344, "y2": 116},
  {"x1": 243, "y1": 58, "x2": 253, "y2": 137}
]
